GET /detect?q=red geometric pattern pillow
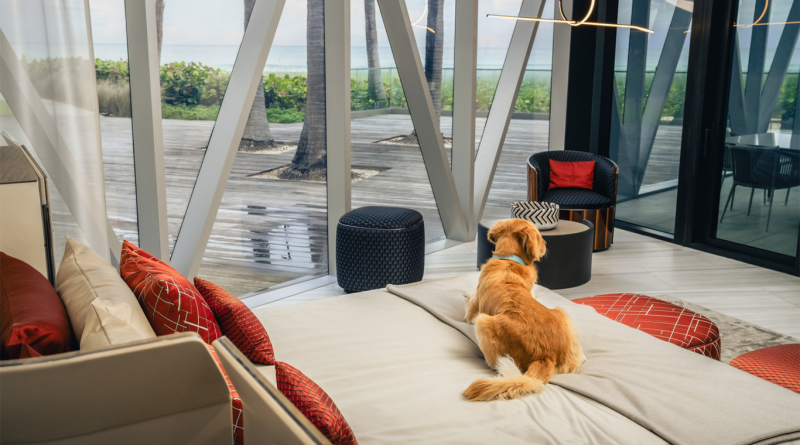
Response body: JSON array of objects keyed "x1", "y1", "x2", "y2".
[
  {"x1": 549, "y1": 159, "x2": 596, "y2": 190},
  {"x1": 119, "y1": 241, "x2": 221, "y2": 345},
  {"x1": 206, "y1": 344, "x2": 244, "y2": 445},
  {"x1": 275, "y1": 361, "x2": 357, "y2": 445},
  {"x1": 730, "y1": 344, "x2": 800, "y2": 394},
  {"x1": 573, "y1": 293, "x2": 721, "y2": 360},
  {"x1": 194, "y1": 277, "x2": 275, "y2": 365}
]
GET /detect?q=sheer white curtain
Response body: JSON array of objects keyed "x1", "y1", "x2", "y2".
[{"x1": 0, "y1": 0, "x2": 116, "y2": 264}]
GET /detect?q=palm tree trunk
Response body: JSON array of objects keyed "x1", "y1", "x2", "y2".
[
  {"x1": 239, "y1": 0, "x2": 275, "y2": 151},
  {"x1": 364, "y1": 0, "x2": 387, "y2": 108},
  {"x1": 425, "y1": 0, "x2": 444, "y2": 117},
  {"x1": 155, "y1": 0, "x2": 165, "y2": 60},
  {"x1": 286, "y1": 0, "x2": 326, "y2": 178}
]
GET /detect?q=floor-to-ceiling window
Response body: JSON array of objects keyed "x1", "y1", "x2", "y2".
[
  {"x1": 610, "y1": 0, "x2": 693, "y2": 234},
  {"x1": 714, "y1": 0, "x2": 800, "y2": 258}
]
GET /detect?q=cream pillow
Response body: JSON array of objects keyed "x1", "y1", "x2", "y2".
[{"x1": 57, "y1": 236, "x2": 155, "y2": 350}]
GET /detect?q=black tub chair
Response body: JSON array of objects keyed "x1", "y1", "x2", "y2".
[{"x1": 527, "y1": 151, "x2": 619, "y2": 251}]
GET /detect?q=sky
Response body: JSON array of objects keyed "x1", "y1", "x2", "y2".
[{"x1": 87, "y1": 0, "x2": 547, "y2": 49}]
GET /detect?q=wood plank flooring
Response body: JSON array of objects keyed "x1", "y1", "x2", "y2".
[
  {"x1": 92, "y1": 114, "x2": 687, "y2": 296},
  {"x1": 261, "y1": 229, "x2": 800, "y2": 339}
]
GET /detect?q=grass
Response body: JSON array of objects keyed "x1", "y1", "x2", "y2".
[
  {"x1": 0, "y1": 100, "x2": 12, "y2": 117},
  {"x1": 266, "y1": 107, "x2": 305, "y2": 124},
  {"x1": 161, "y1": 104, "x2": 220, "y2": 120},
  {"x1": 96, "y1": 80, "x2": 131, "y2": 117}
]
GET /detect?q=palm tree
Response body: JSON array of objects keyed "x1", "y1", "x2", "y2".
[
  {"x1": 365, "y1": 0, "x2": 387, "y2": 108},
  {"x1": 156, "y1": 0, "x2": 165, "y2": 60},
  {"x1": 284, "y1": 0, "x2": 326, "y2": 179},
  {"x1": 424, "y1": 0, "x2": 444, "y2": 116},
  {"x1": 239, "y1": 0, "x2": 276, "y2": 151}
]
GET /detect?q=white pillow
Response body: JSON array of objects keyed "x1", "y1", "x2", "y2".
[{"x1": 56, "y1": 236, "x2": 156, "y2": 350}]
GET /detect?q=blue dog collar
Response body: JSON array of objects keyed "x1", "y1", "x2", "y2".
[{"x1": 491, "y1": 254, "x2": 528, "y2": 266}]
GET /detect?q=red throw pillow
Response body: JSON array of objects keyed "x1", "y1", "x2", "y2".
[
  {"x1": 194, "y1": 277, "x2": 275, "y2": 365},
  {"x1": 0, "y1": 252, "x2": 74, "y2": 359},
  {"x1": 276, "y1": 361, "x2": 357, "y2": 445},
  {"x1": 548, "y1": 159, "x2": 596, "y2": 190},
  {"x1": 119, "y1": 241, "x2": 222, "y2": 345}
]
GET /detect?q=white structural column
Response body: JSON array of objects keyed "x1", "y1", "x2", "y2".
[
  {"x1": 452, "y1": 0, "x2": 479, "y2": 239},
  {"x1": 324, "y1": 1, "x2": 351, "y2": 276},
  {"x1": 0, "y1": 28, "x2": 120, "y2": 265},
  {"x1": 377, "y1": 0, "x2": 469, "y2": 241},
  {"x1": 473, "y1": 0, "x2": 545, "y2": 225},
  {"x1": 170, "y1": 0, "x2": 285, "y2": 277},
  {"x1": 125, "y1": 0, "x2": 169, "y2": 260},
  {"x1": 549, "y1": 0, "x2": 572, "y2": 151}
]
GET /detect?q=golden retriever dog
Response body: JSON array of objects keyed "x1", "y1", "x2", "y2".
[{"x1": 464, "y1": 219, "x2": 584, "y2": 401}]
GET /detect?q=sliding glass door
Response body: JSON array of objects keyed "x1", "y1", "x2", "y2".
[{"x1": 712, "y1": 0, "x2": 800, "y2": 260}]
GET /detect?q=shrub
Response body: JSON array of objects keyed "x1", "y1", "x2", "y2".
[
  {"x1": 162, "y1": 103, "x2": 220, "y2": 120},
  {"x1": 160, "y1": 61, "x2": 229, "y2": 106},
  {"x1": 264, "y1": 73, "x2": 307, "y2": 110},
  {"x1": 266, "y1": 107, "x2": 305, "y2": 123},
  {"x1": 96, "y1": 80, "x2": 131, "y2": 117},
  {"x1": 95, "y1": 59, "x2": 129, "y2": 84}
]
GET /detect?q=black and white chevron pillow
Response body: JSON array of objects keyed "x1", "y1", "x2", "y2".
[{"x1": 511, "y1": 201, "x2": 559, "y2": 230}]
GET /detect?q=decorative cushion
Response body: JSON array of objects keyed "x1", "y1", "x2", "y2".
[
  {"x1": 0, "y1": 252, "x2": 74, "y2": 359},
  {"x1": 56, "y1": 236, "x2": 156, "y2": 351},
  {"x1": 540, "y1": 188, "x2": 613, "y2": 210},
  {"x1": 730, "y1": 344, "x2": 800, "y2": 394},
  {"x1": 549, "y1": 159, "x2": 595, "y2": 190},
  {"x1": 275, "y1": 361, "x2": 357, "y2": 445},
  {"x1": 573, "y1": 293, "x2": 721, "y2": 360},
  {"x1": 336, "y1": 207, "x2": 425, "y2": 293},
  {"x1": 119, "y1": 241, "x2": 222, "y2": 345},
  {"x1": 194, "y1": 277, "x2": 275, "y2": 365},
  {"x1": 206, "y1": 344, "x2": 244, "y2": 445}
]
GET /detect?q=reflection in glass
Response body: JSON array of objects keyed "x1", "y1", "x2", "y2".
[
  {"x1": 609, "y1": 0, "x2": 693, "y2": 234},
  {"x1": 715, "y1": 0, "x2": 800, "y2": 257}
]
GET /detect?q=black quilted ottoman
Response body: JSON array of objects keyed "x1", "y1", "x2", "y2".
[{"x1": 336, "y1": 206, "x2": 425, "y2": 293}]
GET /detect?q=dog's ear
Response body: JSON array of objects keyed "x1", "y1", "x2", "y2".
[
  {"x1": 487, "y1": 221, "x2": 505, "y2": 244},
  {"x1": 522, "y1": 225, "x2": 547, "y2": 262}
]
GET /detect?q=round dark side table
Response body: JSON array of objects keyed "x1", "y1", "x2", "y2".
[{"x1": 477, "y1": 219, "x2": 594, "y2": 290}]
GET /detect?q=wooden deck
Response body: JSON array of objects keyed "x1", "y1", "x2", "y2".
[{"x1": 96, "y1": 113, "x2": 685, "y2": 296}]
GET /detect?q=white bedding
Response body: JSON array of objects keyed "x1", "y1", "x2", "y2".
[{"x1": 252, "y1": 288, "x2": 668, "y2": 444}]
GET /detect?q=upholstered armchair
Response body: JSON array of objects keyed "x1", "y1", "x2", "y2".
[{"x1": 527, "y1": 151, "x2": 619, "y2": 251}]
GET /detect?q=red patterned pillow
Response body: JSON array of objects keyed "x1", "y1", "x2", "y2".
[
  {"x1": 549, "y1": 159, "x2": 595, "y2": 190},
  {"x1": 119, "y1": 241, "x2": 222, "y2": 345},
  {"x1": 276, "y1": 361, "x2": 357, "y2": 445},
  {"x1": 194, "y1": 277, "x2": 275, "y2": 365}
]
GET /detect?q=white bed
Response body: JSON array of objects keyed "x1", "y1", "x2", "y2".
[{"x1": 251, "y1": 287, "x2": 667, "y2": 444}]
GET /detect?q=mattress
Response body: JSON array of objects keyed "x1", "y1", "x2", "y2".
[{"x1": 252, "y1": 288, "x2": 668, "y2": 444}]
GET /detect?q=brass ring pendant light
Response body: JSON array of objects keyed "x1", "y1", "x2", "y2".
[{"x1": 558, "y1": 0, "x2": 596, "y2": 26}]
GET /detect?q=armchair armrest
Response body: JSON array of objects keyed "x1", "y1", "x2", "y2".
[
  {"x1": 527, "y1": 157, "x2": 542, "y2": 201},
  {"x1": 0, "y1": 334, "x2": 232, "y2": 445}
]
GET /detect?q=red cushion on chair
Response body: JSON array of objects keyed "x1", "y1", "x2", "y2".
[
  {"x1": 730, "y1": 344, "x2": 800, "y2": 394},
  {"x1": 0, "y1": 252, "x2": 74, "y2": 359},
  {"x1": 119, "y1": 241, "x2": 222, "y2": 345},
  {"x1": 549, "y1": 159, "x2": 595, "y2": 190},
  {"x1": 194, "y1": 277, "x2": 275, "y2": 365},
  {"x1": 572, "y1": 293, "x2": 721, "y2": 360},
  {"x1": 206, "y1": 344, "x2": 244, "y2": 445},
  {"x1": 276, "y1": 361, "x2": 357, "y2": 445}
]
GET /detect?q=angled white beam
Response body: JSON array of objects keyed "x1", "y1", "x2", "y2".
[
  {"x1": 125, "y1": 0, "x2": 169, "y2": 260},
  {"x1": 0, "y1": 27, "x2": 120, "y2": 266},
  {"x1": 452, "y1": 0, "x2": 478, "y2": 239},
  {"x1": 170, "y1": 0, "x2": 285, "y2": 277},
  {"x1": 377, "y1": 0, "x2": 469, "y2": 241},
  {"x1": 473, "y1": 0, "x2": 545, "y2": 224},
  {"x1": 325, "y1": 1, "x2": 351, "y2": 276}
]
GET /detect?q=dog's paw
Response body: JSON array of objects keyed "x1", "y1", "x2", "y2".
[{"x1": 463, "y1": 289, "x2": 476, "y2": 300}]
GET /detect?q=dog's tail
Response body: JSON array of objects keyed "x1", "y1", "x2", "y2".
[{"x1": 463, "y1": 356, "x2": 554, "y2": 401}]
